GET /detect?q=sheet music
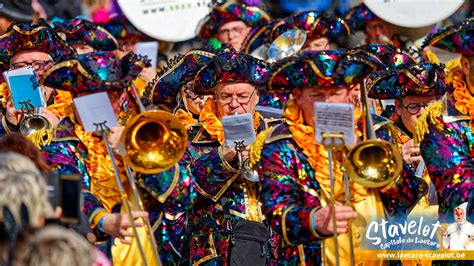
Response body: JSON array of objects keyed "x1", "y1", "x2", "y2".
[
  {"x1": 136, "y1": 41, "x2": 159, "y2": 68},
  {"x1": 74, "y1": 92, "x2": 118, "y2": 133},
  {"x1": 3, "y1": 67, "x2": 44, "y2": 109},
  {"x1": 222, "y1": 113, "x2": 256, "y2": 147},
  {"x1": 314, "y1": 102, "x2": 355, "y2": 147}
]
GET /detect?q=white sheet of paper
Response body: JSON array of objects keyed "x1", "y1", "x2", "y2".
[
  {"x1": 222, "y1": 113, "x2": 256, "y2": 147},
  {"x1": 74, "y1": 92, "x2": 118, "y2": 133},
  {"x1": 256, "y1": 105, "x2": 283, "y2": 119},
  {"x1": 136, "y1": 41, "x2": 159, "y2": 68},
  {"x1": 3, "y1": 67, "x2": 45, "y2": 109},
  {"x1": 314, "y1": 102, "x2": 355, "y2": 147}
]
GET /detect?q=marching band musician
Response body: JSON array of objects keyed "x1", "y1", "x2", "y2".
[
  {"x1": 198, "y1": 1, "x2": 271, "y2": 51},
  {"x1": 250, "y1": 49, "x2": 421, "y2": 265},
  {"x1": 41, "y1": 49, "x2": 200, "y2": 265},
  {"x1": 139, "y1": 48, "x2": 218, "y2": 264},
  {"x1": 186, "y1": 51, "x2": 276, "y2": 265},
  {"x1": 415, "y1": 17, "x2": 474, "y2": 224},
  {"x1": 101, "y1": 15, "x2": 157, "y2": 94},
  {"x1": 242, "y1": 11, "x2": 352, "y2": 110},
  {"x1": 0, "y1": 20, "x2": 113, "y2": 239}
]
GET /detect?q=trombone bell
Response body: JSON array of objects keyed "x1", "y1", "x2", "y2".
[
  {"x1": 344, "y1": 139, "x2": 403, "y2": 188},
  {"x1": 121, "y1": 110, "x2": 188, "y2": 174}
]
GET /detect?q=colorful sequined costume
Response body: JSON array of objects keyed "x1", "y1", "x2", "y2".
[
  {"x1": 415, "y1": 88, "x2": 473, "y2": 223},
  {"x1": 367, "y1": 62, "x2": 449, "y2": 222},
  {"x1": 184, "y1": 51, "x2": 277, "y2": 265},
  {"x1": 415, "y1": 18, "x2": 473, "y2": 224},
  {"x1": 186, "y1": 100, "x2": 274, "y2": 265},
  {"x1": 251, "y1": 49, "x2": 420, "y2": 265},
  {"x1": 252, "y1": 101, "x2": 420, "y2": 265}
]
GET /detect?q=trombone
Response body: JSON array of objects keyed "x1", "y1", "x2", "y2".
[
  {"x1": 119, "y1": 84, "x2": 188, "y2": 265},
  {"x1": 334, "y1": 80, "x2": 403, "y2": 265},
  {"x1": 100, "y1": 83, "x2": 187, "y2": 265}
]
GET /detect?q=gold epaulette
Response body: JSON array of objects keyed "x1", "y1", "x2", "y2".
[
  {"x1": 249, "y1": 127, "x2": 273, "y2": 168},
  {"x1": 414, "y1": 100, "x2": 443, "y2": 144}
]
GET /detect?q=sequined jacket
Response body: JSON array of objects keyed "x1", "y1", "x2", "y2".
[
  {"x1": 137, "y1": 160, "x2": 195, "y2": 264},
  {"x1": 187, "y1": 117, "x2": 275, "y2": 265},
  {"x1": 416, "y1": 92, "x2": 474, "y2": 223},
  {"x1": 372, "y1": 114, "x2": 435, "y2": 217},
  {"x1": 0, "y1": 116, "x2": 106, "y2": 229},
  {"x1": 253, "y1": 122, "x2": 420, "y2": 265}
]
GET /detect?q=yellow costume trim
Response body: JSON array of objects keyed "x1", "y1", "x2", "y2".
[
  {"x1": 26, "y1": 128, "x2": 53, "y2": 149},
  {"x1": 48, "y1": 88, "x2": 131, "y2": 211},
  {"x1": 194, "y1": 172, "x2": 240, "y2": 202},
  {"x1": 309, "y1": 206, "x2": 326, "y2": 239},
  {"x1": 47, "y1": 90, "x2": 74, "y2": 119},
  {"x1": 1, "y1": 116, "x2": 12, "y2": 133},
  {"x1": 175, "y1": 108, "x2": 198, "y2": 129},
  {"x1": 0, "y1": 82, "x2": 7, "y2": 107},
  {"x1": 414, "y1": 100, "x2": 442, "y2": 144},
  {"x1": 283, "y1": 99, "x2": 367, "y2": 202},
  {"x1": 249, "y1": 127, "x2": 273, "y2": 168},
  {"x1": 452, "y1": 74, "x2": 474, "y2": 134},
  {"x1": 90, "y1": 208, "x2": 108, "y2": 228},
  {"x1": 281, "y1": 205, "x2": 296, "y2": 246},
  {"x1": 199, "y1": 98, "x2": 262, "y2": 144}
]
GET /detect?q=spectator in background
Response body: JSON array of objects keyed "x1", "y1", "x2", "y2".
[
  {"x1": 0, "y1": 133, "x2": 50, "y2": 172},
  {"x1": 0, "y1": 153, "x2": 51, "y2": 264},
  {"x1": 0, "y1": 152, "x2": 43, "y2": 175},
  {"x1": 13, "y1": 225, "x2": 107, "y2": 266},
  {"x1": 345, "y1": 3, "x2": 410, "y2": 48},
  {"x1": 0, "y1": 162, "x2": 53, "y2": 228}
]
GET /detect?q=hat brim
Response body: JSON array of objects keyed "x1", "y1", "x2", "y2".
[
  {"x1": 42, "y1": 52, "x2": 144, "y2": 93},
  {"x1": 192, "y1": 52, "x2": 270, "y2": 95},
  {"x1": 142, "y1": 50, "x2": 216, "y2": 106},
  {"x1": 422, "y1": 17, "x2": 473, "y2": 56}
]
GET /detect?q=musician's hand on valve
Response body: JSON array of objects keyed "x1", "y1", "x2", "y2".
[
  {"x1": 5, "y1": 98, "x2": 23, "y2": 125},
  {"x1": 102, "y1": 211, "x2": 148, "y2": 244},
  {"x1": 314, "y1": 203, "x2": 357, "y2": 235},
  {"x1": 401, "y1": 139, "x2": 422, "y2": 165}
]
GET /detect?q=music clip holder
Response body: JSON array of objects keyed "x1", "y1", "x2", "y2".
[
  {"x1": 93, "y1": 121, "x2": 151, "y2": 265},
  {"x1": 74, "y1": 92, "x2": 152, "y2": 265},
  {"x1": 315, "y1": 102, "x2": 355, "y2": 266},
  {"x1": 19, "y1": 99, "x2": 36, "y2": 116}
]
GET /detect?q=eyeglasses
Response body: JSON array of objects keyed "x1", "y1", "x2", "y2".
[
  {"x1": 400, "y1": 103, "x2": 430, "y2": 115},
  {"x1": 10, "y1": 60, "x2": 54, "y2": 70},
  {"x1": 217, "y1": 26, "x2": 246, "y2": 37},
  {"x1": 217, "y1": 89, "x2": 256, "y2": 105}
]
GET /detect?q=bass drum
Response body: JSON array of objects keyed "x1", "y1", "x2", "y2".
[
  {"x1": 117, "y1": 0, "x2": 214, "y2": 42},
  {"x1": 364, "y1": 0, "x2": 464, "y2": 28}
]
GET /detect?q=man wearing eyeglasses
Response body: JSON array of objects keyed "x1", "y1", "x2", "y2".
[
  {"x1": 198, "y1": 1, "x2": 270, "y2": 51},
  {"x1": 183, "y1": 52, "x2": 277, "y2": 265},
  {"x1": 1, "y1": 21, "x2": 76, "y2": 136},
  {"x1": 250, "y1": 50, "x2": 420, "y2": 265},
  {"x1": 367, "y1": 63, "x2": 447, "y2": 225}
]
